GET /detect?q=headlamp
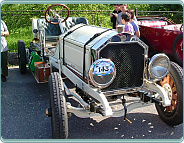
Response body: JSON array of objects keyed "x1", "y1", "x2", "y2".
[{"x1": 148, "y1": 54, "x2": 170, "y2": 79}]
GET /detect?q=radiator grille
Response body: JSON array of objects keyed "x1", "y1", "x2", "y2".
[{"x1": 99, "y1": 42, "x2": 145, "y2": 91}]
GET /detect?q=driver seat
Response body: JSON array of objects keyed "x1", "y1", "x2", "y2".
[
  {"x1": 45, "y1": 18, "x2": 62, "y2": 37},
  {"x1": 37, "y1": 18, "x2": 62, "y2": 55},
  {"x1": 45, "y1": 17, "x2": 88, "y2": 54},
  {"x1": 41, "y1": 17, "x2": 88, "y2": 54},
  {"x1": 64, "y1": 17, "x2": 89, "y2": 29}
]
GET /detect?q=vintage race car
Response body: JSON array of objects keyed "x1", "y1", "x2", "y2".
[
  {"x1": 137, "y1": 16, "x2": 183, "y2": 66},
  {"x1": 18, "y1": 5, "x2": 183, "y2": 139}
]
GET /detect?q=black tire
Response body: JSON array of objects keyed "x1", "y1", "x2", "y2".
[
  {"x1": 49, "y1": 72, "x2": 68, "y2": 139},
  {"x1": 155, "y1": 62, "x2": 183, "y2": 126},
  {"x1": 172, "y1": 33, "x2": 183, "y2": 67},
  {"x1": 18, "y1": 40, "x2": 27, "y2": 74}
]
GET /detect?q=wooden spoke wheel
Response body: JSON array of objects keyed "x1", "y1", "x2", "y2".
[
  {"x1": 155, "y1": 62, "x2": 183, "y2": 126},
  {"x1": 160, "y1": 75, "x2": 177, "y2": 112}
]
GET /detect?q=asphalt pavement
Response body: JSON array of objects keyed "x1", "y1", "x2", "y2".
[{"x1": 1, "y1": 66, "x2": 183, "y2": 140}]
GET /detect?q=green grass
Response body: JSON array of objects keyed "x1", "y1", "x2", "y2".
[{"x1": 7, "y1": 26, "x2": 33, "y2": 52}]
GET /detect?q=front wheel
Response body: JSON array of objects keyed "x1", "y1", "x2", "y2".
[
  {"x1": 49, "y1": 72, "x2": 68, "y2": 139},
  {"x1": 155, "y1": 62, "x2": 183, "y2": 126}
]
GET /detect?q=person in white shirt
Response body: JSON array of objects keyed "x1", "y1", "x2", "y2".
[{"x1": 1, "y1": 20, "x2": 9, "y2": 82}]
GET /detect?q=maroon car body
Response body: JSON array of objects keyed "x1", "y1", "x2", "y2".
[{"x1": 137, "y1": 16, "x2": 183, "y2": 66}]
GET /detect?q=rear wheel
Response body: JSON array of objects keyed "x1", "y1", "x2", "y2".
[
  {"x1": 18, "y1": 40, "x2": 27, "y2": 74},
  {"x1": 49, "y1": 72, "x2": 68, "y2": 139},
  {"x1": 172, "y1": 33, "x2": 183, "y2": 66},
  {"x1": 155, "y1": 62, "x2": 183, "y2": 126}
]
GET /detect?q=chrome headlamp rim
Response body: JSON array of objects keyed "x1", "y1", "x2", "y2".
[
  {"x1": 89, "y1": 58, "x2": 116, "y2": 89},
  {"x1": 148, "y1": 53, "x2": 170, "y2": 79}
]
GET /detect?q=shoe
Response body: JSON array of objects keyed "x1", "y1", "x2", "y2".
[{"x1": 1, "y1": 75, "x2": 6, "y2": 82}]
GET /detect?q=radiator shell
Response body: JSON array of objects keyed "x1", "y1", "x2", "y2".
[{"x1": 99, "y1": 42, "x2": 145, "y2": 90}]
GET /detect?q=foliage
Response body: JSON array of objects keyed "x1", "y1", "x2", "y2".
[
  {"x1": 6, "y1": 27, "x2": 32, "y2": 52},
  {"x1": 1, "y1": 4, "x2": 183, "y2": 52},
  {"x1": 148, "y1": 4, "x2": 183, "y2": 22}
]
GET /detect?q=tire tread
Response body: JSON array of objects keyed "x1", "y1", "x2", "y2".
[{"x1": 49, "y1": 72, "x2": 68, "y2": 139}]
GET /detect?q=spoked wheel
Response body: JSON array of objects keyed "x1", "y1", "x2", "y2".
[
  {"x1": 155, "y1": 62, "x2": 183, "y2": 126},
  {"x1": 49, "y1": 72, "x2": 68, "y2": 139},
  {"x1": 172, "y1": 33, "x2": 183, "y2": 66},
  {"x1": 45, "y1": 4, "x2": 70, "y2": 25},
  {"x1": 18, "y1": 40, "x2": 27, "y2": 74}
]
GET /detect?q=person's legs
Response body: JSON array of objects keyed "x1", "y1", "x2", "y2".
[{"x1": 1, "y1": 51, "x2": 8, "y2": 82}]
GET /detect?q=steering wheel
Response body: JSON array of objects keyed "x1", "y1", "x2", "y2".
[{"x1": 45, "y1": 4, "x2": 70, "y2": 25}]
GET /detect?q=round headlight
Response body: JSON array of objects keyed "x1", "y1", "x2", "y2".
[
  {"x1": 89, "y1": 59, "x2": 116, "y2": 88},
  {"x1": 148, "y1": 54, "x2": 170, "y2": 79}
]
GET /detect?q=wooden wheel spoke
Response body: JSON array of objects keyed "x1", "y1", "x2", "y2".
[
  {"x1": 172, "y1": 94, "x2": 177, "y2": 100},
  {"x1": 172, "y1": 86, "x2": 177, "y2": 93},
  {"x1": 166, "y1": 75, "x2": 170, "y2": 84},
  {"x1": 169, "y1": 79, "x2": 174, "y2": 87},
  {"x1": 160, "y1": 77, "x2": 167, "y2": 86},
  {"x1": 171, "y1": 100, "x2": 176, "y2": 107}
]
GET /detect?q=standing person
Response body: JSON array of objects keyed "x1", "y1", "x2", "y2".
[
  {"x1": 1, "y1": 20, "x2": 9, "y2": 82},
  {"x1": 128, "y1": 9, "x2": 140, "y2": 38},
  {"x1": 121, "y1": 13, "x2": 134, "y2": 35},
  {"x1": 116, "y1": 4, "x2": 128, "y2": 28},
  {"x1": 110, "y1": 4, "x2": 121, "y2": 29},
  {"x1": 116, "y1": 4, "x2": 137, "y2": 28}
]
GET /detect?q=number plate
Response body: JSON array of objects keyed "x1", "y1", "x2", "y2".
[{"x1": 93, "y1": 60, "x2": 115, "y2": 76}]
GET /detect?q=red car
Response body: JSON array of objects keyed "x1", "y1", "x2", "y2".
[{"x1": 137, "y1": 16, "x2": 183, "y2": 66}]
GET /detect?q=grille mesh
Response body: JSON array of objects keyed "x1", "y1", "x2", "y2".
[{"x1": 99, "y1": 42, "x2": 145, "y2": 91}]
